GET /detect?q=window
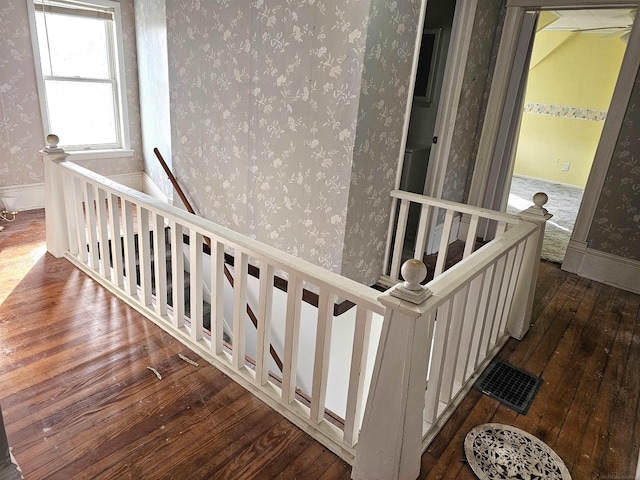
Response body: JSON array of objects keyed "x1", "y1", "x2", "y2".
[{"x1": 28, "y1": 0, "x2": 130, "y2": 152}]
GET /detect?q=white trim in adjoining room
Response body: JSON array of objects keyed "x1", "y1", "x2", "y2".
[{"x1": 0, "y1": 172, "x2": 144, "y2": 212}]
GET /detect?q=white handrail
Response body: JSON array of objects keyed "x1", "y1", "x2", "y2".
[
  {"x1": 385, "y1": 189, "x2": 525, "y2": 283},
  {"x1": 390, "y1": 189, "x2": 521, "y2": 224}
]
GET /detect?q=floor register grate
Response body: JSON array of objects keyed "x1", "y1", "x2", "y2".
[{"x1": 474, "y1": 360, "x2": 543, "y2": 414}]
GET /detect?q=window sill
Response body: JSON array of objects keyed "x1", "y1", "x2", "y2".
[{"x1": 66, "y1": 149, "x2": 134, "y2": 161}]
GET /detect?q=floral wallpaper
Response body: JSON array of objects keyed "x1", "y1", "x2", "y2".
[
  {"x1": 160, "y1": 0, "x2": 416, "y2": 283},
  {"x1": 523, "y1": 102, "x2": 607, "y2": 122},
  {"x1": 0, "y1": 0, "x2": 143, "y2": 190},
  {"x1": 134, "y1": 0, "x2": 173, "y2": 200},
  {"x1": 341, "y1": 0, "x2": 422, "y2": 283},
  {"x1": 0, "y1": 0, "x2": 46, "y2": 186},
  {"x1": 589, "y1": 73, "x2": 640, "y2": 261},
  {"x1": 443, "y1": 0, "x2": 504, "y2": 204}
]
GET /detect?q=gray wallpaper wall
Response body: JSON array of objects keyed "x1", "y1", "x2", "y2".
[
  {"x1": 134, "y1": 0, "x2": 173, "y2": 200},
  {"x1": 341, "y1": 0, "x2": 422, "y2": 283},
  {"x1": 0, "y1": 0, "x2": 48, "y2": 186},
  {"x1": 589, "y1": 73, "x2": 640, "y2": 261},
  {"x1": 0, "y1": 0, "x2": 143, "y2": 188},
  {"x1": 158, "y1": 0, "x2": 417, "y2": 283}
]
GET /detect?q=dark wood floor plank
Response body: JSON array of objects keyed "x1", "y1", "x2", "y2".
[
  {"x1": 420, "y1": 393, "x2": 501, "y2": 479},
  {"x1": 499, "y1": 273, "x2": 581, "y2": 369},
  {"x1": 555, "y1": 285, "x2": 625, "y2": 476},
  {"x1": 623, "y1": 302, "x2": 640, "y2": 475},
  {"x1": 507, "y1": 276, "x2": 602, "y2": 445},
  {"x1": 586, "y1": 289, "x2": 640, "y2": 479}
]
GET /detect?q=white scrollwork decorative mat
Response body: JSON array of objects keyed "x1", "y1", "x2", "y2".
[{"x1": 464, "y1": 423, "x2": 571, "y2": 480}]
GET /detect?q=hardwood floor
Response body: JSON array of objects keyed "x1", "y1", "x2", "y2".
[
  {"x1": 0, "y1": 210, "x2": 351, "y2": 480},
  {"x1": 1, "y1": 210, "x2": 639, "y2": 479},
  {"x1": 420, "y1": 261, "x2": 640, "y2": 479}
]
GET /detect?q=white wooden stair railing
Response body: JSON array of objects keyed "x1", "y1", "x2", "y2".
[
  {"x1": 41, "y1": 134, "x2": 385, "y2": 462},
  {"x1": 41, "y1": 135, "x2": 551, "y2": 479},
  {"x1": 384, "y1": 189, "x2": 544, "y2": 281}
]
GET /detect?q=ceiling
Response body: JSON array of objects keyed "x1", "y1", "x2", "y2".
[{"x1": 543, "y1": 8, "x2": 635, "y2": 33}]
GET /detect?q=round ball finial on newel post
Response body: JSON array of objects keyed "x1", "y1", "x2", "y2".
[
  {"x1": 46, "y1": 134, "x2": 59, "y2": 149},
  {"x1": 43, "y1": 133, "x2": 64, "y2": 153},
  {"x1": 390, "y1": 258, "x2": 432, "y2": 304},
  {"x1": 522, "y1": 191, "x2": 549, "y2": 216},
  {"x1": 401, "y1": 259, "x2": 428, "y2": 291}
]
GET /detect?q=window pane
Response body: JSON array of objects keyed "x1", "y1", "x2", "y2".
[
  {"x1": 45, "y1": 80, "x2": 118, "y2": 147},
  {"x1": 35, "y1": 12, "x2": 110, "y2": 79}
]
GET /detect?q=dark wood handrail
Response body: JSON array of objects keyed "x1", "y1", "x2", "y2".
[{"x1": 153, "y1": 148, "x2": 283, "y2": 373}]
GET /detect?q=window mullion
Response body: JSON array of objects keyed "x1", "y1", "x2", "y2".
[
  {"x1": 105, "y1": 17, "x2": 122, "y2": 150},
  {"x1": 43, "y1": 76, "x2": 115, "y2": 84}
]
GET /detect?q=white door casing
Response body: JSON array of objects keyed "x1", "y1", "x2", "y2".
[{"x1": 468, "y1": 0, "x2": 640, "y2": 293}]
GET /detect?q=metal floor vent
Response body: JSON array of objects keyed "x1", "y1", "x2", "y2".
[{"x1": 474, "y1": 360, "x2": 543, "y2": 414}]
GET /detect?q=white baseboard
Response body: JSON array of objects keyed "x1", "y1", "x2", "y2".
[
  {"x1": 0, "y1": 171, "x2": 144, "y2": 212},
  {"x1": 109, "y1": 171, "x2": 143, "y2": 191},
  {"x1": 563, "y1": 239, "x2": 640, "y2": 294},
  {"x1": 0, "y1": 183, "x2": 44, "y2": 212},
  {"x1": 142, "y1": 173, "x2": 170, "y2": 203}
]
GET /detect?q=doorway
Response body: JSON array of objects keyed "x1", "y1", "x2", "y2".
[
  {"x1": 505, "y1": 9, "x2": 631, "y2": 264},
  {"x1": 468, "y1": 0, "x2": 640, "y2": 273},
  {"x1": 402, "y1": 0, "x2": 457, "y2": 197}
]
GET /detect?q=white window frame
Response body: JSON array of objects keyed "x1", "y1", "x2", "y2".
[{"x1": 27, "y1": 0, "x2": 132, "y2": 158}]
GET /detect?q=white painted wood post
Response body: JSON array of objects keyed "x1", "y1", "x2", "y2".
[
  {"x1": 508, "y1": 192, "x2": 552, "y2": 339},
  {"x1": 353, "y1": 260, "x2": 433, "y2": 480},
  {"x1": 41, "y1": 134, "x2": 71, "y2": 258}
]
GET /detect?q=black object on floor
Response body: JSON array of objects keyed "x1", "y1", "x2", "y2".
[{"x1": 474, "y1": 360, "x2": 542, "y2": 414}]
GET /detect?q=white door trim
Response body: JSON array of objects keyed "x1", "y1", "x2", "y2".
[
  {"x1": 385, "y1": 0, "x2": 478, "y2": 269},
  {"x1": 395, "y1": 0, "x2": 479, "y2": 196},
  {"x1": 570, "y1": 6, "x2": 640, "y2": 242},
  {"x1": 426, "y1": 0, "x2": 479, "y2": 198},
  {"x1": 469, "y1": 0, "x2": 639, "y2": 209},
  {"x1": 466, "y1": 5, "x2": 527, "y2": 207},
  {"x1": 394, "y1": 0, "x2": 430, "y2": 190},
  {"x1": 468, "y1": 0, "x2": 640, "y2": 292}
]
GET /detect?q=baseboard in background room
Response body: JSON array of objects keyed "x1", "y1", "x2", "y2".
[{"x1": 0, "y1": 172, "x2": 144, "y2": 212}]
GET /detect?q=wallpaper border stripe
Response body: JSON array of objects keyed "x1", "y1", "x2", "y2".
[{"x1": 523, "y1": 102, "x2": 607, "y2": 121}]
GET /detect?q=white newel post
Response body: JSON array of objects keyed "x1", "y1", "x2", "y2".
[
  {"x1": 353, "y1": 260, "x2": 433, "y2": 480},
  {"x1": 41, "y1": 134, "x2": 71, "y2": 258},
  {"x1": 508, "y1": 192, "x2": 552, "y2": 339}
]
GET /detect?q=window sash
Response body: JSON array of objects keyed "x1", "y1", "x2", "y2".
[
  {"x1": 30, "y1": 0, "x2": 128, "y2": 151},
  {"x1": 44, "y1": 79, "x2": 120, "y2": 148},
  {"x1": 34, "y1": 1, "x2": 114, "y2": 21}
]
